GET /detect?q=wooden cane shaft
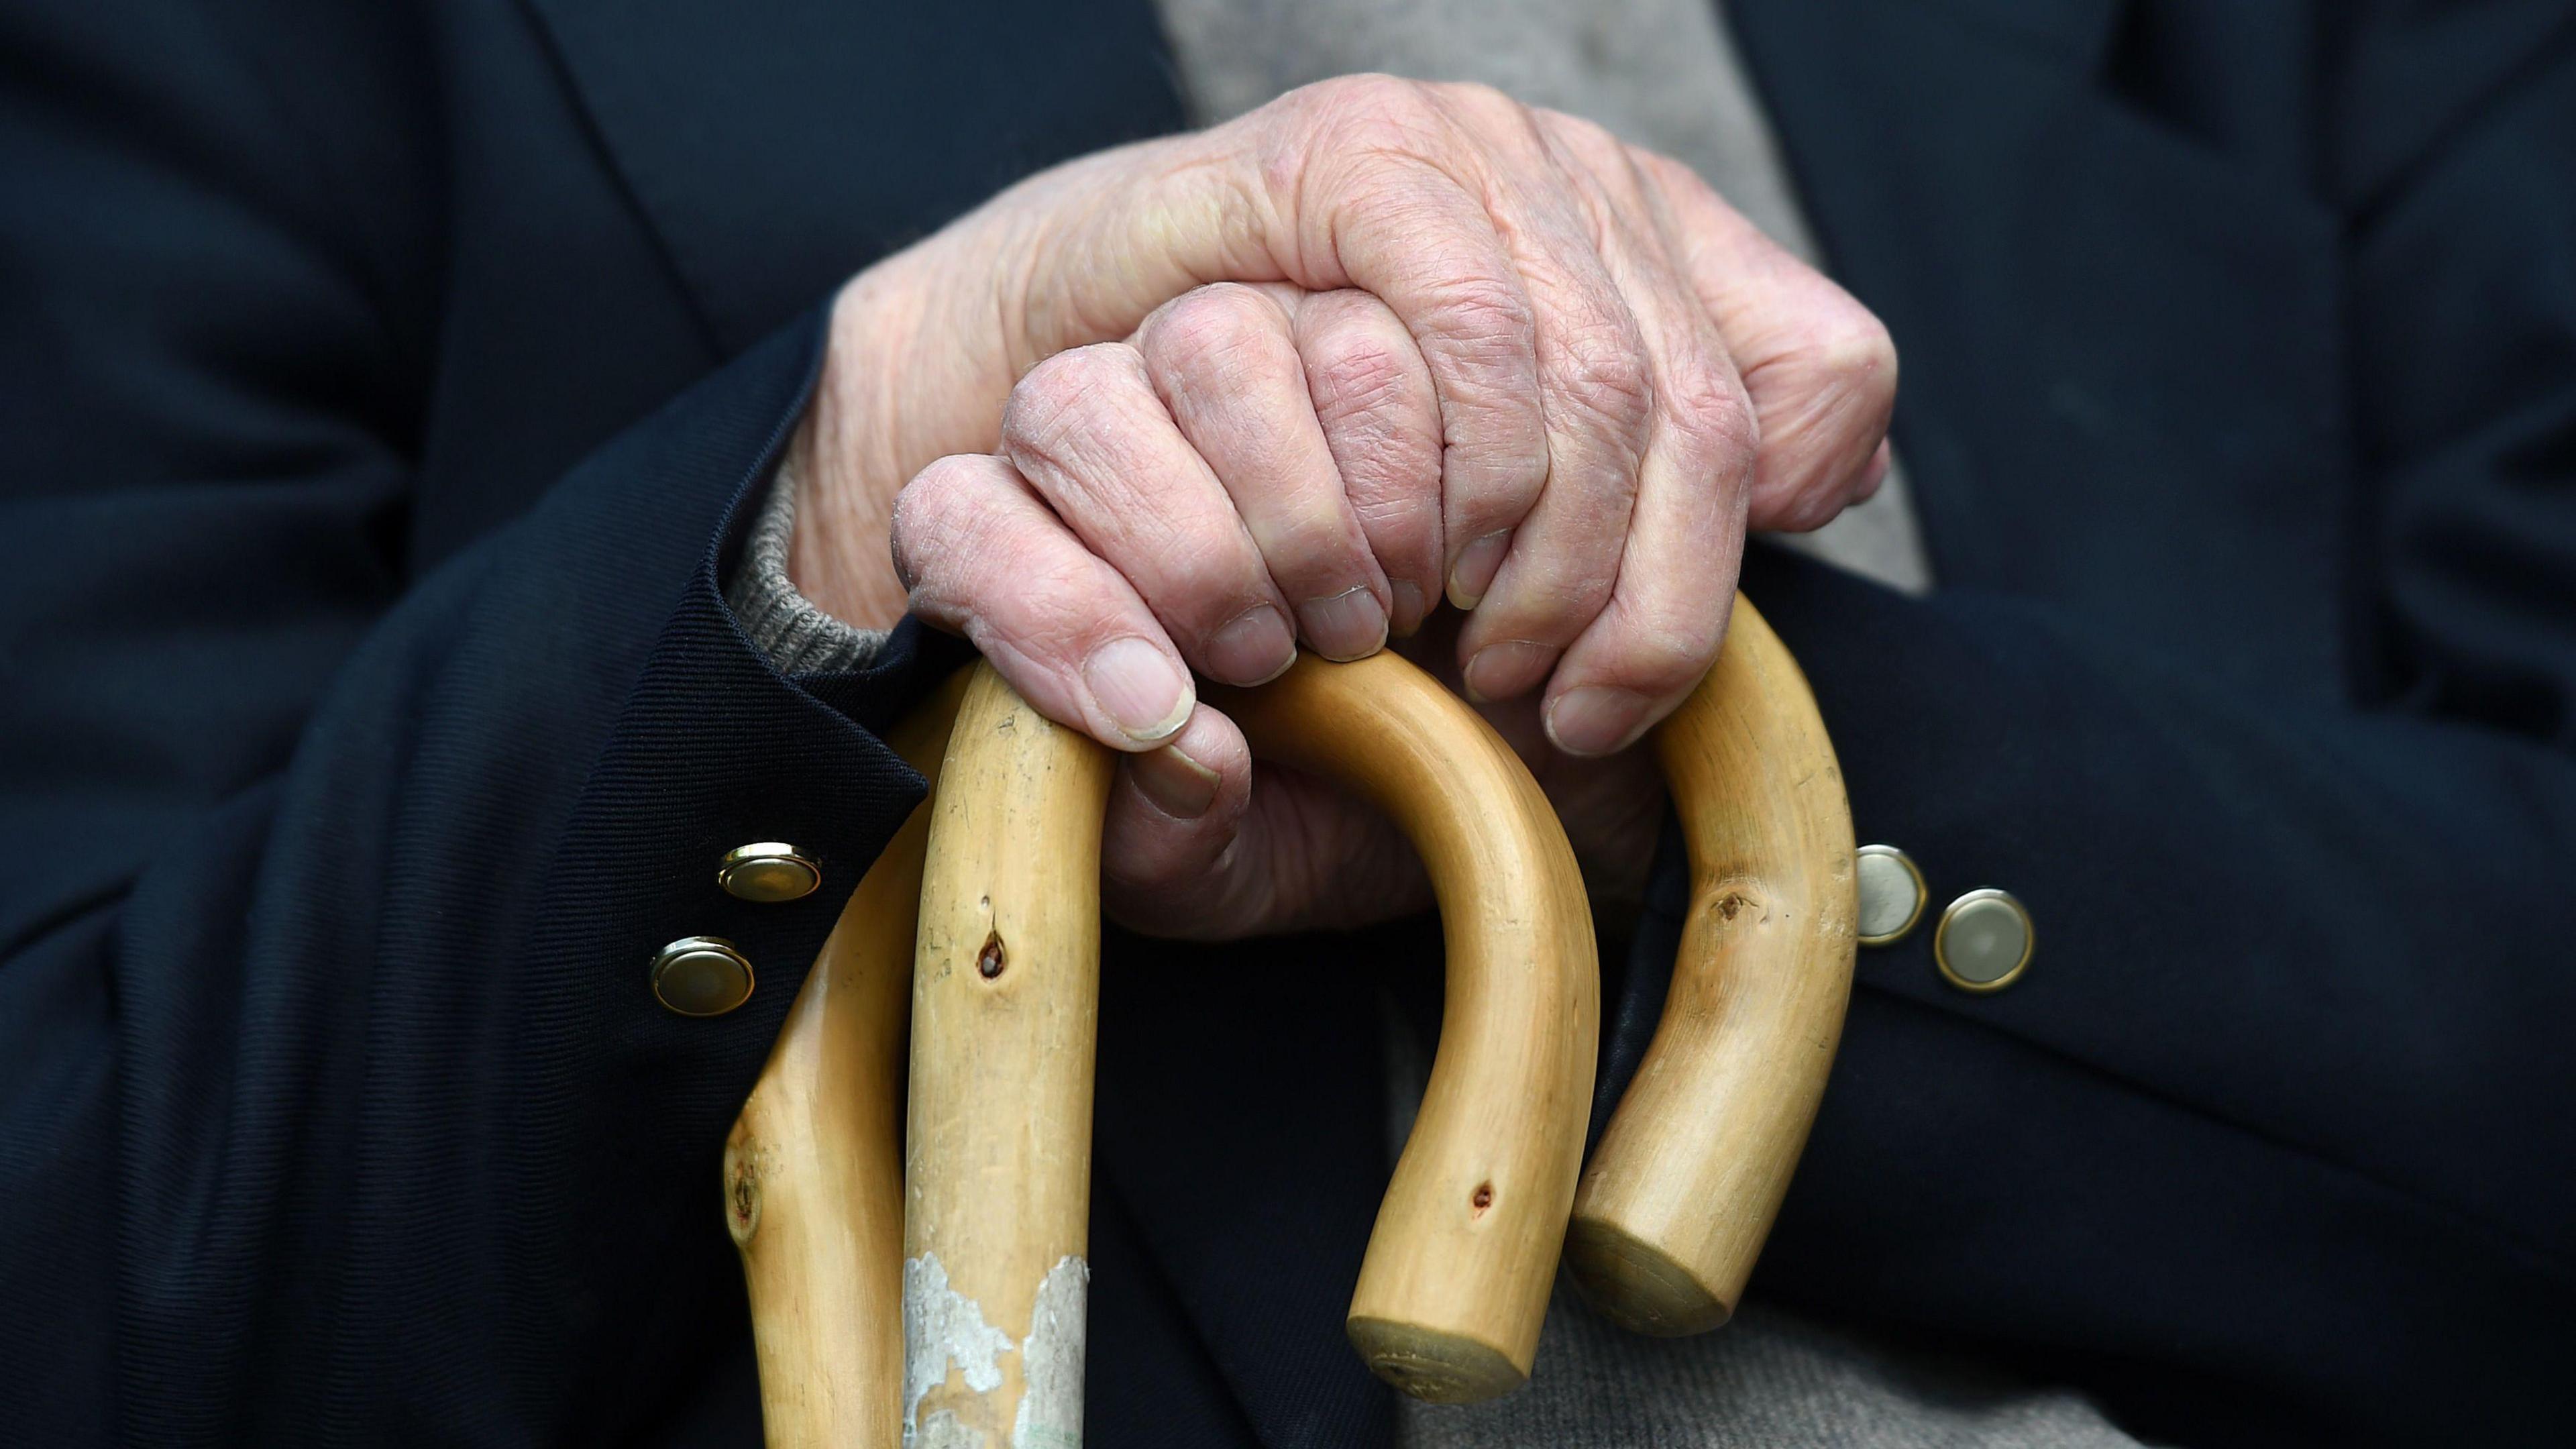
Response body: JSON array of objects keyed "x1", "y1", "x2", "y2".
[
  {"x1": 1567, "y1": 595, "x2": 1857, "y2": 1334},
  {"x1": 1215, "y1": 649, "x2": 1599, "y2": 1403},
  {"x1": 903, "y1": 663, "x2": 1114, "y2": 1446},
  {"x1": 727, "y1": 669, "x2": 972, "y2": 1448}
]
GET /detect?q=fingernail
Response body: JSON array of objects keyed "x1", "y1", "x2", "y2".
[
  {"x1": 1462, "y1": 640, "x2": 1556, "y2": 703},
  {"x1": 1130, "y1": 741, "x2": 1222, "y2": 820},
  {"x1": 1546, "y1": 686, "x2": 1650, "y2": 757},
  {"x1": 1082, "y1": 637, "x2": 1193, "y2": 743},
  {"x1": 1446, "y1": 530, "x2": 1512, "y2": 610},
  {"x1": 1296, "y1": 586, "x2": 1389, "y2": 661},
  {"x1": 1389, "y1": 581, "x2": 1428, "y2": 637},
  {"x1": 1207, "y1": 605, "x2": 1296, "y2": 685}
]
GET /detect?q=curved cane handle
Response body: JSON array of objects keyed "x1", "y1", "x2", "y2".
[
  {"x1": 733, "y1": 598, "x2": 1837, "y2": 1439},
  {"x1": 1566, "y1": 594, "x2": 1858, "y2": 1334},
  {"x1": 1214, "y1": 649, "x2": 1599, "y2": 1403},
  {"x1": 904, "y1": 650, "x2": 1599, "y2": 1436},
  {"x1": 724, "y1": 668, "x2": 973, "y2": 1448}
]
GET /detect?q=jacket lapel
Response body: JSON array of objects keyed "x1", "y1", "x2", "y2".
[
  {"x1": 1728, "y1": 0, "x2": 2350, "y2": 705},
  {"x1": 515, "y1": 0, "x2": 1187, "y2": 354}
]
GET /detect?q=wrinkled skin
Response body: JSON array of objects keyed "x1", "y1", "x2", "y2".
[{"x1": 790, "y1": 75, "x2": 1896, "y2": 937}]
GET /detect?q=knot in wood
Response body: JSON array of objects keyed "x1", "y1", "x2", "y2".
[
  {"x1": 725, "y1": 1160, "x2": 760, "y2": 1242},
  {"x1": 976, "y1": 929, "x2": 1007, "y2": 980},
  {"x1": 1705, "y1": 881, "x2": 1771, "y2": 927}
]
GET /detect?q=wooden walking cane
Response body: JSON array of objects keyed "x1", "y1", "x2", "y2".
[
  {"x1": 898, "y1": 664, "x2": 1118, "y2": 1448},
  {"x1": 722, "y1": 667, "x2": 973, "y2": 1447},
  {"x1": 1212, "y1": 649, "x2": 1601, "y2": 1405},
  {"x1": 902, "y1": 649, "x2": 1599, "y2": 1446},
  {"x1": 1565, "y1": 594, "x2": 1859, "y2": 1334},
  {"x1": 728, "y1": 593, "x2": 1852, "y2": 1444}
]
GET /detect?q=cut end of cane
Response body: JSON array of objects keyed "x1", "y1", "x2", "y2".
[
  {"x1": 1563, "y1": 1214, "x2": 1735, "y2": 1337},
  {"x1": 1345, "y1": 1316, "x2": 1528, "y2": 1404}
]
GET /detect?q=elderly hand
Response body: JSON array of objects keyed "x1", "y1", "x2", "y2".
[{"x1": 795, "y1": 76, "x2": 1896, "y2": 935}]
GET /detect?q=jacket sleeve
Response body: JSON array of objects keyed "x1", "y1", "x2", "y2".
[
  {"x1": 0, "y1": 9, "x2": 949, "y2": 1444},
  {"x1": 1673, "y1": 21, "x2": 2576, "y2": 1448}
]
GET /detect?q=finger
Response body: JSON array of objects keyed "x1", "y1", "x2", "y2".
[
  {"x1": 1254, "y1": 79, "x2": 1559, "y2": 598},
  {"x1": 1456, "y1": 111, "x2": 1752, "y2": 715},
  {"x1": 998, "y1": 342, "x2": 1299, "y2": 687},
  {"x1": 1014, "y1": 77, "x2": 1635, "y2": 612},
  {"x1": 1104, "y1": 735, "x2": 1433, "y2": 941},
  {"x1": 891, "y1": 453, "x2": 1195, "y2": 748},
  {"x1": 1416, "y1": 85, "x2": 1656, "y2": 629},
  {"x1": 1256, "y1": 77, "x2": 1535, "y2": 588},
  {"x1": 1135, "y1": 284, "x2": 1393, "y2": 661},
  {"x1": 1011, "y1": 76, "x2": 1555, "y2": 544},
  {"x1": 1541, "y1": 408, "x2": 1750, "y2": 755},
  {"x1": 1632, "y1": 147, "x2": 1898, "y2": 533},
  {"x1": 1017, "y1": 78, "x2": 1549, "y2": 528},
  {"x1": 1287, "y1": 288, "x2": 1446, "y2": 637},
  {"x1": 1099, "y1": 704, "x2": 1271, "y2": 939}
]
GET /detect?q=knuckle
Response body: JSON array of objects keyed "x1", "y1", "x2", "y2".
[
  {"x1": 1002, "y1": 601, "x2": 1114, "y2": 677},
  {"x1": 1150, "y1": 530, "x2": 1263, "y2": 625},
  {"x1": 1509, "y1": 574, "x2": 1619, "y2": 641},
  {"x1": 1796, "y1": 297, "x2": 1900, "y2": 407},
  {"x1": 974, "y1": 547, "x2": 1131, "y2": 661},
  {"x1": 1554, "y1": 321, "x2": 1656, "y2": 442},
  {"x1": 888, "y1": 455, "x2": 983, "y2": 582},
  {"x1": 1332, "y1": 419, "x2": 1442, "y2": 511},
  {"x1": 1305, "y1": 320, "x2": 1417, "y2": 425},
  {"x1": 1000, "y1": 343, "x2": 1147, "y2": 462},
  {"x1": 1543, "y1": 111, "x2": 1627, "y2": 172},
  {"x1": 1741, "y1": 301, "x2": 1897, "y2": 530},
  {"x1": 894, "y1": 452, "x2": 978, "y2": 519},
  {"x1": 1440, "y1": 271, "x2": 1540, "y2": 340},
  {"x1": 1422, "y1": 79, "x2": 1523, "y2": 133},
  {"x1": 1348, "y1": 488, "x2": 1440, "y2": 549},
  {"x1": 1268, "y1": 502, "x2": 1367, "y2": 584},
  {"x1": 1615, "y1": 598, "x2": 1729, "y2": 695},
  {"x1": 1140, "y1": 284, "x2": 1282, "y2": 378},
  {"x1": 1556, "y1": 553, "x2": 1627, "y2": 618},
  {"x1": 1663, "y1": 358, "x2": 1760, "y2": 476},
  {"x1": 1417, "y1": 272, "x2": 1538, "y2": 372},
  {"x1": 1296, "y1": 73, "x2": 1446, "y2": 153}
]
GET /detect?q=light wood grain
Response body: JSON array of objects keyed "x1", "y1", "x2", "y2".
[
  {"x1": 1566, "y1": 594, "x2": 1857, "y2": 1335},
  {"x1": 740, "y1": 606, "x2": 1837, "y2": 1429},
  {"x1": 902, "y1": 663, "x2": 1116, "y2": 1446},
  {"x1": 726, "y1": 667, "x2": 972, "y2": 1449},
  {"x1": 1215, "y1": 649, "x2": 1599, "y2": 1404}
]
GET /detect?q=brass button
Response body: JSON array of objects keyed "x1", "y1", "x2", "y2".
[
  {"x1": 1933, "y1": 890, "x2": 2034, "y2": 993},
  {"x1": 651, "y1": 936, "x2": 755, "y2": 1016},
  {"x1": 718, "y1": 843, "x2": 820, "y2": 903},
  {"x1": 1854, "y1": 844, "x2": 1927, "y2": 946}
]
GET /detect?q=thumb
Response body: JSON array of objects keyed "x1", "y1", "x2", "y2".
[{"x1": 1101, "y1": 704, "x2": 1430, "y2": 940}]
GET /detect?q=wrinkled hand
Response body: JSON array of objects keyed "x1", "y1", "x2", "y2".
[{"x1": 795, "y1": 76, "x2": 1897, "y2": 937}]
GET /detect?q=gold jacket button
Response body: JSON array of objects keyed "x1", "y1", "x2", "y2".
[
  {"x1": 718, "y1": 843, "x2": 820, "y2": 903},
  {"x1": 651, "y1": 936, "x2": 755, "y2": 1016},
  {"x1": 1854, "y1": 844, "x2": 1927, "y2": 946},
  {"x1": 1934, "y1": 889, "x2": 2034, "y2": 993}
]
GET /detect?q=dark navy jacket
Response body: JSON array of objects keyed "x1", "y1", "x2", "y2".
[{"x1": 4, "y1": 1, "x2": 2572, "y2": 1444}]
